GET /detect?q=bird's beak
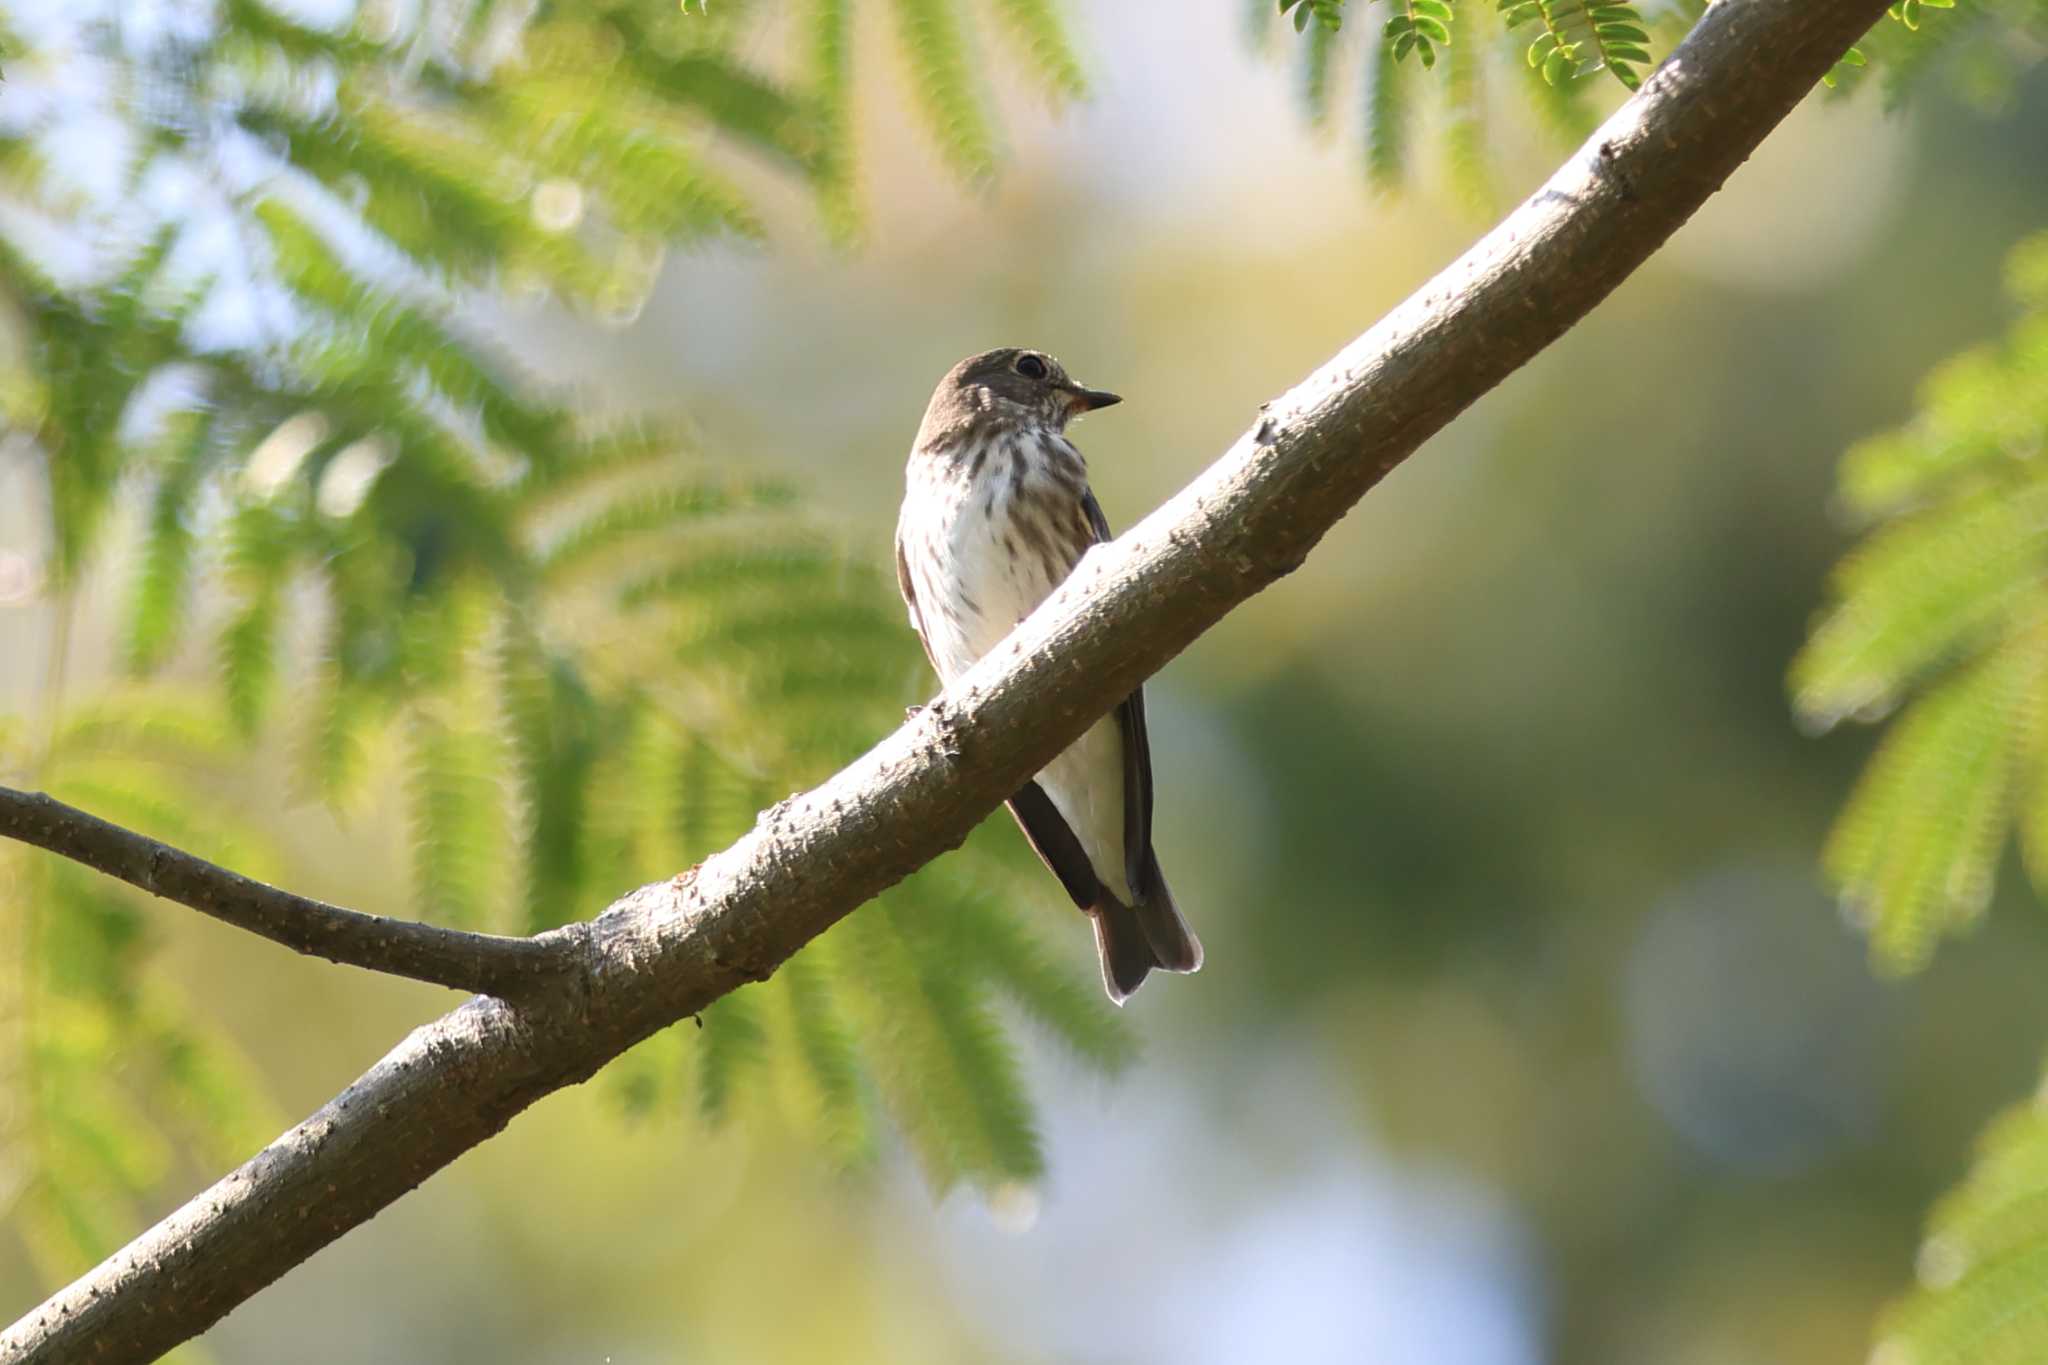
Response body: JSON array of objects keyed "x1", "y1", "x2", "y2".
[{"x1": 1066, "y1": 386, "x2": 1122, "y2": 413}]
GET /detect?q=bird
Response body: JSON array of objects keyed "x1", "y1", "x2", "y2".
[{"x1": 894, "y1": 347, "x2": 1203, "y2": 1003}]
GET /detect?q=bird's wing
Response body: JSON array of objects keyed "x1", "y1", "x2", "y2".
[
  {"x1": 894, "y1": 528, "x2": 939, "y2": 673},
  {"x1": 996, "y1": 483, "x2": 1149, "y2": 915},
  {"x1": 1079, "y1": 487, "x2": 1158, "y2": 900},
  {"x1": 1005, "y1": 779, "x2": 1103, "y2": 909}
]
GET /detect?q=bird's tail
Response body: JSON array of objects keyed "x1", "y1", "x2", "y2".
[{"x1": 1090, "y1": 873, "x2": 1203, "y2": 1006}]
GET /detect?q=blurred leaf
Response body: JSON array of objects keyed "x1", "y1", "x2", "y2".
[
  {"x1": 403, "y1": 600, "x2": 508, "y2": 929},
  {"x1": 218, "y1": 501, "x2": 295, "y2": 739},
  {"x1": 1822, "y1": 637, "x2": 2033, "y2": 972},
  {"x1": 1303, "y1": 10, "x2": 1341, "y2": 124},
  {"x1": 1802, "y1": 232, "x2": 2048, "y2": 971},
  {"x1": 777, "y1": 948, "x2": 877, "y2": 1165},
  {"x1": 921, "y1": 855, "x2": 1137, "y2": 1074},
  {"x1": 125, "y1": 406, "x2": 222, "y2": 674},
  {"x1": 1366, "y1": 20, "x2": 1407, "y2": 189},
  {"x1": 1837, "y1": 317, "x2": 2048, "y2": 519},
  {"x1": 1442, "y1": 1, "x2": 1493, "y2": 212},
  {"x1": 3, "y1": 700, "x2": 282, "y2": 1272},
  {"x1": 696, "y1": 989, "x2": 769, "y2": 1124},
  {"x1": 890, "y1": 0, "x2": 998, "y2": 180},
  {"x1": 1876, "y1": 1065, "x2": 2048, "y2": 1364},
  {"x1": 807, "y1": 0, "x2": 862, "y2": 239},
  {"x1": 987, "y1": 0, "x2": 1088, "y2": 101},
  {"x1": 834, "y1": 899, "x2": 1044, "y2": 1190},
  {"x1": 1267, "y1": 0, "x2": 2047, "y2": 191},
  {"x1": 1792, "y1": 485, "x2": 2048, "y2": 730}
]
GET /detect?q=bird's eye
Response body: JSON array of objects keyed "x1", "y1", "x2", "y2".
[{"x1": 1014, "y1": 353, "x2": 1049, "y2": 380}]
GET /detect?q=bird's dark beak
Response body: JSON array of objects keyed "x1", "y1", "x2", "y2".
[{"x1": 1067, "y1": 386, "x2": 1122, "y2": 413}]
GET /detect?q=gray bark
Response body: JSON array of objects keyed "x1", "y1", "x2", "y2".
[{"x1": 0, "y1": 787, "x2": 567, "y2": 995}]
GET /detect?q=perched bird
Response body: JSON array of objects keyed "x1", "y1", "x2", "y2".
[{"x1": 895, "y1": 347, "x2": 1203, "y2": 1003}]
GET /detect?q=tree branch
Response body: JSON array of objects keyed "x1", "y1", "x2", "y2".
[
  {"x1": 0, "y1": 2, "x2": 1889, "y2": 1358},
  {"x1": 0, "y1": 786, "x2": 569, "y2": 997}
]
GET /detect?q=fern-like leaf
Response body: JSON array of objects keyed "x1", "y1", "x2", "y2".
[
  {"x1": 779, "y1": 947, "x2": 877, "y2": 1164},
  {"x1": 51, "y1": 696, "x2": 236, "y2": 773},
  {"x1": 1303, "y1": 9, "x2": 1341, "y2": 125},
  {"x1": 808, "y1": 0, "x2": 863, "y2": 239},
  {"x1": 1442, "y1": 0, "x2": 1494, "y2": 211},
  {"x1": 1822, "y1": 635, "x2": 2035, "y2": 971},
  {"x1": 1836, "y1": 317, "x2": 2048, "y2": 519},
  {"x1": 500, "y1": 622, "x2": 598, "y2": 932},
  {"x1": 1366, "y1": 20, "x2": 1408, "y2": 189},
  {"x1": 1875, "y1": 1060, "x2": 2048, "y2": 1365},
  {"x1": 1280, "y1": 0, "x2": 1348, "y2": 31},
  {"x1": 1792, "y1": 484, "x2": 2048, "y2": 730},
  {"x1": 833, "y1": 902, "x2": 1032, "y2": 1190},
  {"x1": 536, "y1": 478, "x2": 794, "y2": 585},
  {"x1": 696, "y1": 989, "x2": 769, "y2": 1123},
  {"x1": 890, "y1": 0, "x2": 999, "y2": 181},
  {"x1": 1385, "y1": 0, "x2": 1454, "y2": 69},
  {"x1": 986, "y1": 0, "x2": 1089, "y2": 101},
  {"x1": 257, "y1": 200, "x2": 569, "y2": 454},
  {"x1": 930, "y1": 863, "x2": 1138, "y2": 1074},
  {"x1": 515, "y1": 422, "x2": 689, "y2": 511},
  {"x1": 1499, "y1": 0, "x2": 1652, "y2": 90},
  {"x1": 404, "y1": 703, "x2": 505, "y2": 930},
  {"x1": 219, "y1": 589, "x2": 281, "y2": 742},
  {"x1": 134, "y1": 982, "x2": 279, "y2": 1163},
  {"x1": 1801, "y1": 232, "x2": 2048, "y2": 971},
  {"x1": 125, "y1": 405, "x2": 221, "y2": 673},
  {"x1": 887, "y1": 894, "x2": 1044, "y2": 1184}
]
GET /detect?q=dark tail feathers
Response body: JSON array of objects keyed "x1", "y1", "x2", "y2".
[{"x1": 1090, "y1": 878, "x2": 1203, "y2": 1005}]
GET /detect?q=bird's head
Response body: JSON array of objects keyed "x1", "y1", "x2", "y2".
[{"x1": 917, "y1": 347, "x2": 1121, "y2": 448}]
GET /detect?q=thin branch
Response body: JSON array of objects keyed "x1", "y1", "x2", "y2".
[
  {"x1": 0, "y1": 786, "x2": 569, "y2": 997},
  {"x1": 0, "y1": 2, "x2": 1890, "y2": 1358}
]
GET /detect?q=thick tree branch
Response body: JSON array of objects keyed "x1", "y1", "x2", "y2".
[
  {"x1": 0, "y1": 786, "x2": 569, "y2": 997},
  {"x1": 0, "y1": 3, "x2": 1889, "y2": 1359}
]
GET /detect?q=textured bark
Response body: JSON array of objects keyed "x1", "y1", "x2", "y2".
[
  {"x1": 0, "y1": 2, "x2": 1890, "y2": 1359},
  {"x1": 0, "y1": 787, "x2": 568, "y2": 996}
]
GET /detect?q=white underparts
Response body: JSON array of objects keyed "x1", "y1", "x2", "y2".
[{"x1": 899, "y1": 429, "x2": 1134, "y2": 905}]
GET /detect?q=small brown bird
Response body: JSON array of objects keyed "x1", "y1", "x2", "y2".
[{"x1": 895, "y1": 348, "x2": 1203, "y2": 1003}]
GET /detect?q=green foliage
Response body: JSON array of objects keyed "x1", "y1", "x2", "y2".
[
  {"x1": 0, "y1": 0, "x2": 1129, "y2": 1277},
  {"x1": 1851, "y1": 0, "x2": 2033, "y2": 103},
  {"x1": 1441, "y1": 0, "x2": 1494, "y2": 209},
  {"x1": 1387, "y1": 0, "x2": 1455, "y2": 69},
  {"x1": 126, "y1": 407, "x2": 225, "y2": 674},
  {"x1": 695, "y1": 990, "x2": 770, "y2": 1124},
  {"x1": 1, "y1": 699, "x2": 280, "y2": 1277},
  {"x1": 1875, "y1": 1061, "x2": 2048, "y2": 1364},
  {"x1": 1794, "y1": 232, "x2": 2048, "y2": 972},
  {"x1": 1303, "y1": 8, "x2": 1342, "y2": 125},
  {"x1": 987, "y1": 0, "x2": 1089, "y2": 102},
  {"x1": 1820, "y1": 641, "x2": 2030, "y2": 970},
  {"x1": 1261, "y1": 0, "x2": 2048, "y2": 197},
  {"x1": 1367, "y1": 22, "x2": 1410, "y2": 188},
  {"x1": 1280, "y1": 0, "x2": 1350, "y2": 32},
  {"x1": 1498, "y1": 0, "x2": 1652, "y2": 92},
  {"x1": 1275, "y1": 0, "x2": 1650, "y2": 87},
  {"x1": 891, "y1": 0, "x2": 1000, "y2": 180},
  {"x1": 808, "y1": 0, "x2": 862, "y2": 239},
  {"x1": 1256, "y1": 0, "x2": 1664, "y2": 202},
  {"x1": 777, "y1": 950, "x2": 876, "y2": 1164}
]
